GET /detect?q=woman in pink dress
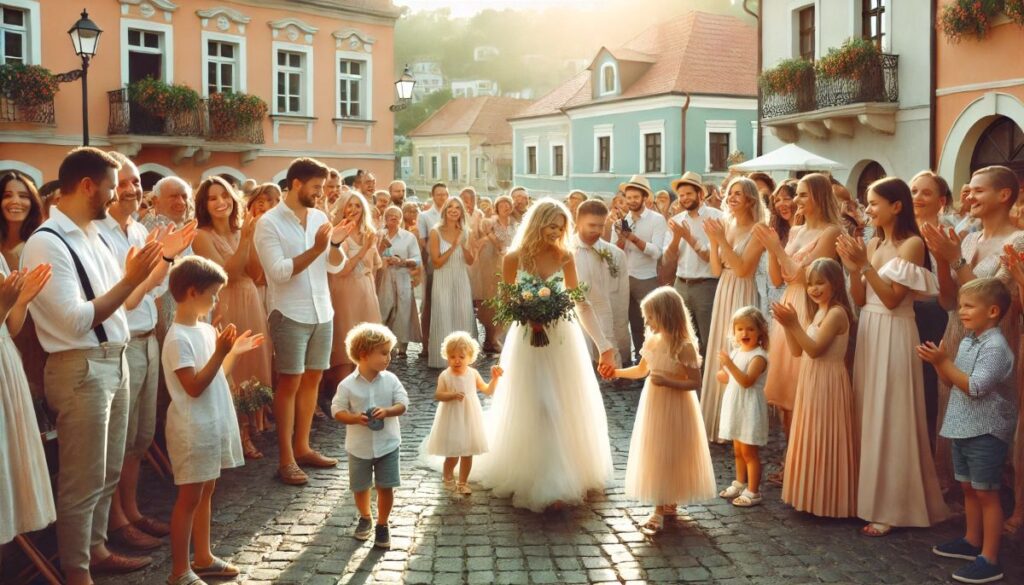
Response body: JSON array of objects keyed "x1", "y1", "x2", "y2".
[
  {"x1": 923, "y1": 164, "x2": 1024, "y2": 533},
  {"x1": 461, "y1": 188, "x2": 487, "y2": 308},
  {"x1": 475, "y1": 195, "x2": 518, "y2": 354},
  {"x1": 839, "y1": 177, "x2": 949, "y2": 537},
  {"x1": 192, "y1": 176, "x2": 274, "y2": 459},
  {"x1": 753, "y1": 173, "x2": 843, "y2": 484},
  {"x1": 327, "y1": 190, "x2": 382, "y2": 386},
  {"x1": 699, "y1": 177, "x2": 765, "y2": 442}
]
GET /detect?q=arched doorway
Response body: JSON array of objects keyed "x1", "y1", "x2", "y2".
[
  {"x1": 140, "y1": 171, "x2": 165, "y2": 191},
  {"x1": 971, "y1": 115, "x2": 1024, "y2": 185},
  {"x1": 856, "y1": 161, "x2": 886, "y2": 205}
]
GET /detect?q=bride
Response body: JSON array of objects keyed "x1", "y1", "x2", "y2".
[{"x1": 475, "y1": 198, "x2": 617, "y2": 512}]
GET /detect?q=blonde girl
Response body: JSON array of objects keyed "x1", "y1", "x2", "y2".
[
  {"x1": 607, "y1": 286, "x2": 716, "y2": 533},
  {"x1": 772, "y1": 258, "x2": 857, "y2": 518},
  {"x1": 715, "y1": 306, "x2": 769, "y2": 507},
  {"x1": 423, "y1": 332, "x2": 502, "y2": 495}
]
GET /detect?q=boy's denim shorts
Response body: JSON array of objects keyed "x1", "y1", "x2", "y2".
[
  {"x1": 952, "y1": 434, "x2": 1009, "y2": 491},
  {"x1": 349, "y1": 448, "x2": 401, "y2": 492}
]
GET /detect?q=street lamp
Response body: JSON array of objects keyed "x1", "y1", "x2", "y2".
[
  {"x1": 65, "y1": 10, "x2": 102, "y2": 145},
  {"x1": 389, "y1": 65, "x2": 416, "y2": 112}
]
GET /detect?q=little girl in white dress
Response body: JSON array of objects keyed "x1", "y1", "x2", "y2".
[{"x1": 424, "y1": 331, "x2": 502, "y2": 495}]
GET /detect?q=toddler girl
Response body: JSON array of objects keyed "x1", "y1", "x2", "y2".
[
  {"x1": 773, "y1": 258, "x2": 858, "y2": 518},
  {"x1": 423, "y1": 331, "x2": 502, "y2": 495},
  {"x1": 606, "y1": 286, "x2": 716, "y2": 534},
  {"x1": 716, "y1": 306, "x2": 769, "y2": 507}
]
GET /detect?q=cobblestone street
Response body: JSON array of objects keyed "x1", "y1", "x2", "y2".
[{"x1": 99, "y1": 345, "x2": 1024, "y2": 585}]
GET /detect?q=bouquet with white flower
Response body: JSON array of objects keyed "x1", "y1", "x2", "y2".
[
  {"x1": 484, "y1": 274, "x2": 588, "y2": 347},
  {"x1": 233, "y1": 377, "x2": 274, "y2": 414}
]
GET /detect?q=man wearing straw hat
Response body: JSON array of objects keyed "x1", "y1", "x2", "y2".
[
  {"x1": 662, "y1": 171, "x2": 723, "y2": 365},
  {"x1": 614, "y1": 175, "x2": 667, "y2": 363}
]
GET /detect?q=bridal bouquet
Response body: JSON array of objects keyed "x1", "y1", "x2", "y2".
[
  {"x1": 233, "y1": 377, "x2": 274, "y2": 415},
  {"x1": 485, "y1": 274, "x2": 588, "y2": 347}
]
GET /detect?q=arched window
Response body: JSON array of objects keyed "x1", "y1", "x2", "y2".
[
  {"x1": 600, "y1": 63, "x2": 616, "y2": 96},
  {"x1": 971, "y1": 115, "x2": 1024, "y2": 181},
  {"x1": 856, "y1": 161, "x2": 886, "y2": 204}
]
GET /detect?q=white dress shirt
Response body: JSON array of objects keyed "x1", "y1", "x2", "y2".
[
  {"x1": 22, "y1": 207, "x2": 130, "y2": 352},
  {"x1": 574, "y1": 237, "x2": 626, "y2": 366},
  {"x1": 95, "y1": 216, "x2": 159, "y2": 336},
  {"x1": 385, "y1": 228, "x2": 421, "y2": 268},
  {"x1": 663, "y1": 204, "x2": 724, "y2": 279},
  {"x1": 418, "y1": 207, "x2": 442, "y2": 242},
  {"x1": 620, "y1": 207, "x2": 666, "y2": 280},
  {"x1": 331, "y1": 369, "x2": 410, "y2": 459},
  {"x1": 254, "y1": 203, "x2": 342, "y2": 325}
]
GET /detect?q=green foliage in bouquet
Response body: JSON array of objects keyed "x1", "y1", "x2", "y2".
[
  {"x1": 484, "y1": 274, "x2": 588, "y2": 347},
  {"x1": 234, "y1": 377, "x2": 274, "y2": 415}
]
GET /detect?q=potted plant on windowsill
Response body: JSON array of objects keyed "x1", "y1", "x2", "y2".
[
  {"x1": 0, "y1": 63, "x2": 59, "y2": 119},
  {"x1": 208, "y1": 92, "x2": 268, "y2": 142},
  {"x1": 816, "y1": 37, "x2": 883, "y2": 104},
  {"x1": 759, "y1": 58, "x2": 815, "y2": 112}
]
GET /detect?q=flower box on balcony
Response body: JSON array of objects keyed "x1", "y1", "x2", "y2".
[
  {"x1": 0, "y1": 64, "x2": 58, "y2": 125},
  {"x1": 759, "y1": 58, "x2": 815, "y2": 117},
  {"x1": 126, "y1": 78, "x2": 204, "y2": 137},
  {"x1": 208, "y1": 92, "x2": 267, "y2": 144}
]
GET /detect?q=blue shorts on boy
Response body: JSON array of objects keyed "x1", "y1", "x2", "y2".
[
  {"x1": 331, "y1": 369, "x2": 410, "y2": 491},
  {"x1": 939, "y1": 328, "x2": 1017, "y2": 491}
]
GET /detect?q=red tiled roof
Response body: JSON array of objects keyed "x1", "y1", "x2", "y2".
[
  {"x1": 513, "y1": 11, "x2": 756, "y2": 120},
  {"x1": 409, "y1": 97, "x2": 534, "y2": 144}
]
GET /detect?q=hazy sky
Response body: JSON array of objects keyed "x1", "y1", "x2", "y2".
[{"x1": 395, "y1": 0, "x2": 604, "y2": 17}]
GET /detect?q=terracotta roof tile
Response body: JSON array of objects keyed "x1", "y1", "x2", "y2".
[
  {"x1": 514, "y1": 11, "x2": 756, "y2": 119},
  {"x1": 409, "y1": 97, "x2": 534, "y2": 144}
]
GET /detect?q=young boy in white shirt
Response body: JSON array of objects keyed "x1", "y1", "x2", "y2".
[
  {"x1": 162, "y1": 256, "x2": 264, "y2": 585},
  {"x1": 331, "y1": 323, "x2": 409, "y2": 550}
]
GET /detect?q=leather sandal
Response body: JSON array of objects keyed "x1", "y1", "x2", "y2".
[
  {"x1": 277, "y1": 463, "x2": 308, "y2": 485},
  {"x1": 295, "y1": 450, "x2": 338, "y2": 468},
  {"x1": 132, "y1": 515, "x2": 171, "y2": 537},
  {"x1": 640, "y1": 512, "x2": 664, "y2": 535},
  {"x1": 167, "y1": 569, "x2": 207, "y2": 585},
  {"x1": 90, "y1": 552, "x2": 152, "y2": 574},
  {"x1": 861, "y1": 522, "x2": 893, "y2": 537},
  {"x1": 456, "y1": 482, "x2": 472, "y2": 495},
  {"x1": 192, "y1": 556, "x2": 240, "y2": 578},
  {"x1": 108, "y1": 523, "x2": 163, "y2": 551}
]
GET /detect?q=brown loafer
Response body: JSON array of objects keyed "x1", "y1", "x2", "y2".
[
  {"x1": 109, "y1": 523, "x2": 163, "y2": 551},
  {"x1": 277, "y1": 463, "x2": 309, "y2": 485},
  {"x1": 90, "y1": 552, "x2": 152, "y2": 574},
  {"x1": 133, "y1": 515, "x2": 171, "y2": 537},
  {"x1": 295, "y1": 450, "x2": 338, "y2": 468}
]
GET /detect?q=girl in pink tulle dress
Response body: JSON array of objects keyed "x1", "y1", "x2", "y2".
[{"x1": 607, "y1": 286, "x2": 716, "y2": 534}]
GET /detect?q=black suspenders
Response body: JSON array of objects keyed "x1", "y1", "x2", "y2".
[{"x1": 34, "y1": 227, "x2": 109, "y2": 343}]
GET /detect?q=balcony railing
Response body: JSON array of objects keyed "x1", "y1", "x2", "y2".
[
  {"x1": 761, "y1": 53, "x2": 899, "y2": 119},
  {"x1": 107, "y1": 88, "x2": 265, "y2": 144},
  {"x1": 0, "y1": 94, "x2": 55, "y2": 125}
]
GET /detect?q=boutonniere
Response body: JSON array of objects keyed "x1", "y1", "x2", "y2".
[{"x1": 594, "y1": 247, "x2": 620, "y2": 278}]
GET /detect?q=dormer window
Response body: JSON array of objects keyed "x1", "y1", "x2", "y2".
[{"x1": 600, "y1": 62, "x2": 616, "y2": 96}]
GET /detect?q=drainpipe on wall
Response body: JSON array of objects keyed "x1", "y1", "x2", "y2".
[
  {"x1": 681, "y1": 91, "x2": 691, "y2": 173},
  {"x1": 743, "y1": 0, "x2": 762, "y2": 157},
  {"x1": 929, "y1": 0, "x2": 937, "y2": 171}
]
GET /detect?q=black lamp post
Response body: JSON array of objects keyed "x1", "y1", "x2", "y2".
[
  {"x1": 66, "y1": 10, "x2": 102, "y2": 146},
  {"x1": 389, "y1": 65, "x2": 416, "y2": 112}
]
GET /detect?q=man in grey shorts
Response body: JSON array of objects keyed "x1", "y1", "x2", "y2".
[{"x1": 255, "y1": 157, "x2": 351, "y2": 485}]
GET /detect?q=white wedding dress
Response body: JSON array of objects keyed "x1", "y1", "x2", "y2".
[{"x1": 474, "y1": 269, "x2": 614, "y2": 512}]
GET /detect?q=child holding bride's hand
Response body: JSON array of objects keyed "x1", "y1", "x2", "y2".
[
  {"x1": 424, "y1": 332, "x2": 502, "y2": 495},
  {"x1": 604, "y1": 286, "x2": 716, "y2": 534}
]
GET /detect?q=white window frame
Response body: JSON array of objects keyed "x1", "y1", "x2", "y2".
[
  {"x1": 120, "y1": 18, "x2": 174, "y2": 86},
  {"x1": 638, "y1": 120, "x2": 665, "y2": 176},
  {"x1": 431, "y1": 155, "x2": 439, "y2": 179},
  {"x1": 599, "y1": 62, "x2": 617, "y2": 96},
  {"x1": 593, "y1": 124, "x2": 614, "y2": 173},
  {"x1": 0, "y1": 0, "x2": 39, "y2": 65},
  {"x1": 852, "y1": 0, "x2": 891, "y2": 53},
  {"x1": 201, "y1": 31, "x2": 246, "y2": 96},
  {"x1": 550, "y1": 139, "x2": 566, "y2": 178},
  {"x1": 523, "y1": 137, "x2": 539, "y2": 176},
  {"x1": 474, "y1": 156, "x2": 483, "y2": 180},
  {"x1": 335, "y1": 49, "x2": 372, "y2": 120},
  {"x1": 271, "y1": 41, "x2": 313, "y2": 116},
  {"x1": 751, "y1": 120, "x2": 759, "y2": 157},
  {"x1": 449, "y1": 153, "x2": 461, "y2": 181},
  {"x1": 418, "y1": 155, "x2": 425, "y2": 177},
  {"x1": 705, "y1": 120, "x2": 737, "y2": 173}
]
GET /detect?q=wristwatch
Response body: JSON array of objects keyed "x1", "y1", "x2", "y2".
[
  {"x1": 951, "y1": 257, "x2": 967, "y2": 271},
  {"x1": 330, "y1": 240, "x2": 342, "y2": 248}
]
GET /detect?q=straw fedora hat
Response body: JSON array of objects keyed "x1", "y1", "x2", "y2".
[
  {"x1": 671, "y1": 171, "x2": 705, "y2": 194},
  {"x1": 618, "y1": 175, "x2": 653, "y2": 198}
]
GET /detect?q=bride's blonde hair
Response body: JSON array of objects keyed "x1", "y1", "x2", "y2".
[
  {"x1": 508, "y1": 198, "x2": 573, "y2": 274},
  {"x1": 640, "y1": 286, "x2": 701, "y2": 368}
]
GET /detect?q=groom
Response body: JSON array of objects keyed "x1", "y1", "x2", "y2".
[{"x1": 574, "y1": 198, "x2": 629, "y2": 368}]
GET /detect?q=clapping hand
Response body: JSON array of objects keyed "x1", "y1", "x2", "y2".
[
  {"x1": 159, "y1": 220, "x2": 198, "y2": 258},
  {"x1": 703, "y1": 218, "x2": 725, "y2": 243},
  {"x1": 215, "y1": 323, "x2": 238, "y2": 356},
  {"x1": 0, "y1": 269, "x2": 26, "y2": 311},
  {"x1": 915, "y1": 341, "x2": 949, "y2": 366},
  {"x1": 668, "y1": 218, "x2": 692, "y2": 242},
  {"x1": 771, "y1": 301, "x2": 799, "y2": 327},
  {"x1": 921, "y1": 223, "x2": 962, "y2": 264},
  {"x1": 240, "y1": 211, "x2": 257, "y2": 241},
  {"x1": 16, "y1": 264, "x2": 51, "y2": 307},
  {"x1": 124, "y1": 241, "x2": 164, "y2": 287},
  {"x1": 1001, "y1": 243, "x2": 1024, "y2": 288},
  {"x1": 230, "y1": 329, "x2": 265, "y2": 355},
  {"x1": 751, "y1": 223, "x2": 781, "y2": 252},
  {"x1": 313, "y1": 222, "x2": 333, "y2": 253},
  {"x1": 836, "y1": 234, "x2": 868, "y2": 273}
]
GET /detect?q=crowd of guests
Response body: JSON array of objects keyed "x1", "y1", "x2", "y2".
[{"x1": 0, "y1": 144, "x2": 1023, "y2": 584}]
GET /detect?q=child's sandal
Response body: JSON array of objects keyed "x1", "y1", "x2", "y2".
[
  {"x1": 456, "y1": 482, "x2": 472, "y2": 495},
  {"x1": 719, "y1": 480, "x2": 746, "y2": 499},
  {"x1": 640, "y1": 512, "x2": 664, "y2": 535},
  {"x1": 442, "y1": 477, "x2": 456, "y2": 491},
  {"x1": 731, "y1": 490, "x2": 762, "y2": 507}
]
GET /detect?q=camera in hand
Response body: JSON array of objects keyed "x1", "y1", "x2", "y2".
[{"x1": 620, "y1": 218, "x2": 632, "y2": 233}]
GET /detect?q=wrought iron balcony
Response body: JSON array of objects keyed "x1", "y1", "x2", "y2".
[
  {"x1": 107, "y1": 88, "x2": 265, "y2": 144},
  {"x1": 0, "y1": 94, "x2": 55, "y2": 125},
  {"x1": 760, "y1": 53, "x2": 899, "y2": 120}
]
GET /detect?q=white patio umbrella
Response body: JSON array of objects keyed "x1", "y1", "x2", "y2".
[{"x1": 731, "y1": 143, "x2": 845, "y2": 172}]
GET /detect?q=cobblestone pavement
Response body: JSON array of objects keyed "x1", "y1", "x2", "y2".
[{"x1": 99, "y1": 344, "x2": 1023, "y2": 585}]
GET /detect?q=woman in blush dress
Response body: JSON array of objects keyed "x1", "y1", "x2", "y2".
[
  {"x1": 427, "y1": 197, "x2": 477, "y2": 369},
  {"x1": 839, "y1": 177, "x2": 948, "y2": 537},
  {"x1": 753, "y1": 173, "x2": 843, "y2": 486},
  {"x1": 699, "y1": 177, "x2": 765, "y2": 442},
  {"x1": 461, "y1": 188, "x2": 487, "y2": 310},
  {"x1": 377, "y1": 206, "x2": 422, "y2": 356},
  {"x1": 327, "y1": 190, "x2": 383, "y2": 385},
  {"x1": 192, "y1": 176, "x2": 274, "y2": 459},
  {"x1": 475, "y1": 195, "x2": 518, "y2": 354}
]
